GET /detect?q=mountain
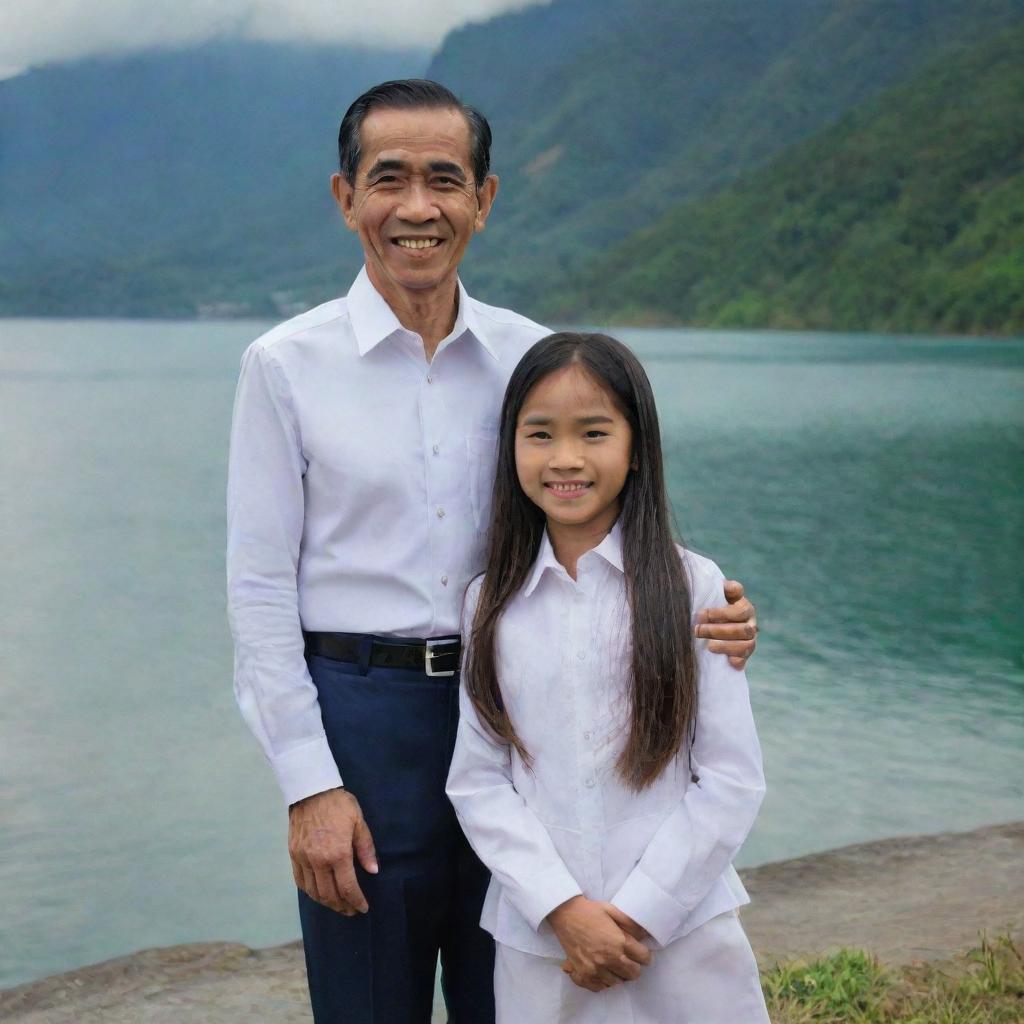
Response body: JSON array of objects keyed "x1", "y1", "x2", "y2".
[
  {"x1": 546, "y1": 23, "x2": 1024, "y2": 335},
  {"x1": 0, "y1": 42, "x2": 425, "y2": 316},
  {"x1": 1, "y1": 1, "x2": 1022, "y2": 331}
]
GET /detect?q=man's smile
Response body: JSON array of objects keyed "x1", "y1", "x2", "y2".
[{"x1": 394, "y1": 237, "x2": 443, "y2": 249}]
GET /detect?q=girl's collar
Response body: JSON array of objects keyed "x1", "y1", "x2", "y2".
[{"x1": 522, "y1": 520, "x2": 624, "y2": 597}]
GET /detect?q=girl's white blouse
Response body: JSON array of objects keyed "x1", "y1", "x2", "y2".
[{"x1": 446, "y1": 522, "x2": 765, "y2": 958}]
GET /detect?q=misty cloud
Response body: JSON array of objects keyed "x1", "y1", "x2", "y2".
[{"x1": 0, "y1": 0, "x2": 548, "y2": 77}]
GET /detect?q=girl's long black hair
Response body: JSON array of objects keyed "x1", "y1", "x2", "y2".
[{"x1": 465, "y1": 332, "x2": 698, "y2": 790}]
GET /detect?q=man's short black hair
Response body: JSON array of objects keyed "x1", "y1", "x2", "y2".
[{"x1": 338, "y1": 79, "x2": 492, "y2": 188}]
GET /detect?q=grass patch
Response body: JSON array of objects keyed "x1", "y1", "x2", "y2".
[{"x1": 762, "y1": 933, "x2": 1023, "y2": 1023}]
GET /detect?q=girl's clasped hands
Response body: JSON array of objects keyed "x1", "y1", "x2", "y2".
[{"x1": 549, "y1": 895, "x2": 652, "y2": 992}]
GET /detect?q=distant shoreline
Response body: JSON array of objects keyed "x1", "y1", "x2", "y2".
[
  {"x1": 2, "y1": 821, "x2": 1020, "y2": 1023},
  {"x1": 2, "y1": 313, "x2": 1021, "y2": 344}
]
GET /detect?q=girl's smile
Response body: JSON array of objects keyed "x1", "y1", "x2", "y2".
[{"x1": 544, "y1": 480, "x2": 593, "y2": 498}]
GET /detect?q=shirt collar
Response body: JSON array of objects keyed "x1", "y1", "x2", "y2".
[
  {"x1": 347, "y1": 266, "x2": 498, "y2": 361},
  {"x1": 522, "y1": 519, "x2": 625, "y2": 598},
  {"x1": 592, "y1": 519, "x2": 626, "y2": 575}
]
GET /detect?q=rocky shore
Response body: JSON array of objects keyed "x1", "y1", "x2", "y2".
[{"x1": 3, "y1": 821, "x2": 1021, "y2": 1024}]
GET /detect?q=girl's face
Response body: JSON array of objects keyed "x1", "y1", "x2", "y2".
[{"x1": 515, "y1": 363, "x2": 633, "y2": 539}]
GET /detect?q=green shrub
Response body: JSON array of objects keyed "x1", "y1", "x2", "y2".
[{"x1": 761, "y1": 933, "x2": 1024, "y2": 1024}]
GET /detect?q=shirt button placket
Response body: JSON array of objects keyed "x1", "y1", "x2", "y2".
[
  {"x1": 422, "y1": 366, "x2": 448, "y2": 607},
  {"x1": 575, "y1": 595, "x2": 602, "y2": 894}
]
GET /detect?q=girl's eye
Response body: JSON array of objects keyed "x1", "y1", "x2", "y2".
[
  {"x1": 584, "y1": 430, "x2": 608, "y2": 439},
  {"x1": 526, "y1": 430, "x2": 551, "y2": 440}
]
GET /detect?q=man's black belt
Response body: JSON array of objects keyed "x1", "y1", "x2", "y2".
[{"x1": 304, "y1": 631, "x2": 461, "y2": 677}]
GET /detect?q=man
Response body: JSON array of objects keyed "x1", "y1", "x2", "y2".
[{"x1": 227, "y1": 80, "x2": 757, "y2": 1024}]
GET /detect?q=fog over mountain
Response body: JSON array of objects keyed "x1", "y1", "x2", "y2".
[{"x1": 0, "y1": 0, "x2": 549, "y2": 77}]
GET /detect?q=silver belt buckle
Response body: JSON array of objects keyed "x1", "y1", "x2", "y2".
[{"x1": 425, "y1": 637, "x2": 459, "y2": 677}]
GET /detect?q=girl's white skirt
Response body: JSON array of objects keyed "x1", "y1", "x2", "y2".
[{"x1": 494, "y1": 910, "x2": 770, "y2": 1024}]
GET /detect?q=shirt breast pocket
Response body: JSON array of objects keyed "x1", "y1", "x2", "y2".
[{"x1": 466, "y1": 432, "x2": 499, "y2": 531}]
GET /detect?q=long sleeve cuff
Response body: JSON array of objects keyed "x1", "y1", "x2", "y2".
[
  {"x1": 513, "y1": 866, "x2": 584, "y2": 933},
  {"x1": 272, "y1": 734, "x2": 344, "y2": 807},
  {"x1": 611, "y1": 868, "x2": 685, "y2": 949}
]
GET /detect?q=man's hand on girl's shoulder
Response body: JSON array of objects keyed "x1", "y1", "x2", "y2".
[
  {"x1": 695, "y1": 579, "x2": 758, "y2": 669},
  {"x1": 548, "y1": 896, "x2": 651, "y2": 992}
]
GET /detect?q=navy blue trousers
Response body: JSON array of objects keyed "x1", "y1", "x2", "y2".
[{"x1": 299, "y1": 650, "x2": 495, "y2": 1024}]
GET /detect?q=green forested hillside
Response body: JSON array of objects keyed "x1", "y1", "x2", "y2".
[
  {"x1": 547, "y1": 25, "x2": 1024, "y2": 335},
  {"x1": 430, "y1": 0, "x2": 1024, "y2": 321}
]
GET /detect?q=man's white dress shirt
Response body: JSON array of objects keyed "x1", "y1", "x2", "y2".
[
  {"x1": 226, "y1": 268, "x2": 548, "y2": 805},
  {"x1": 446, "y1": 523, "x2": 765, "y2": 957}
]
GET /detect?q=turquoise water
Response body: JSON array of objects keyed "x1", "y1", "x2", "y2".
[{"x1": 0, "y1": 319, "x2": 1021, "y2": 990}]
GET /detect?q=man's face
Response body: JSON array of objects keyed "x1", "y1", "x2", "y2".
[{"x1": 331, "y1": 106, "x2": 498, "y2": 303}]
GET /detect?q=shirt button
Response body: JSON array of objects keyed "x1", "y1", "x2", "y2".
[
  {"x1": 441, "y1": 575, "x2": 449, "y2": 586},
  {"x1": 432, "y1": 443, "x2": 440, "y2": 455},
  {"x1": 576, "y1": 650, "x2": 586, "y2": 660},
  {"x1": 585, "y1": 778, "x2": 596, "y2": 789},
  {"x1": 583, "y1": 730, "x2": 592, "y2": 741},
  {"x1": 426, "y1": 374, "x2": 433, "y2": 384},
  {"x1": 436, "y1": 507, "x2": 446, "y2": 519}
]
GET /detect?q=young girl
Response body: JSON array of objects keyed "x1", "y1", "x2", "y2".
[{"x1": 446, "y1": 332, "x2": 770, "y2": 1023}]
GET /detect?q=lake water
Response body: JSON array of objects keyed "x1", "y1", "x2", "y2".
[{"x1": 1, "y1": 319, "x2": 1021, "y2": 991}]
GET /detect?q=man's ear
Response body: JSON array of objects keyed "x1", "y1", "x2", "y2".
[
  {"x1": 474, "y1": 174, "x2": 499, "y2": 232},
  {"x1": 331, "y1": 172, "x2": 358, "y2": 232}
]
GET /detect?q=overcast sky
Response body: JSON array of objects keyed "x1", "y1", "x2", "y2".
[{"x1": 0, "y1": 0, "x2": 548, "y2": 78}]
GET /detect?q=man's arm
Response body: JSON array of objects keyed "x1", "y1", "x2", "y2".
[
  {"x1": 695, "y1": 579, "x2": 757, "y2": 668},
  {"x1": 227, "y1": 341, "x2": 375, "y2": 914}
]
